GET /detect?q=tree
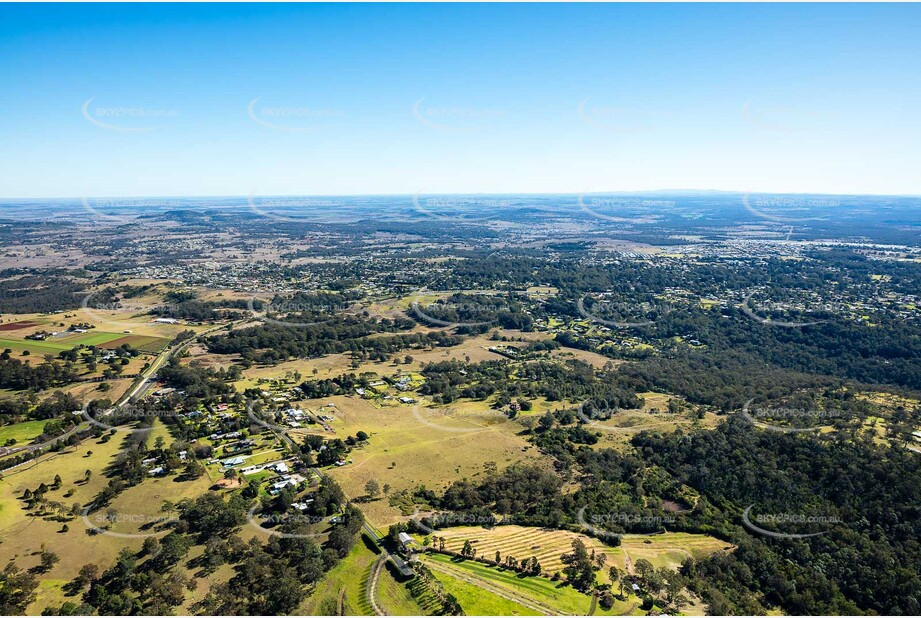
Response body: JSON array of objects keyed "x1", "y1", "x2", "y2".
[
  {"x1": 77, "y1": 563, "x2": 99, "y2": 588},
  {"x1": 443, "y1": 592, "x2": 462, "y2": 615},
  {"x1": 599, "y1": 590, "x2": 616, "y2": 610},
  {"x1": 610, "y1": 566, "x2": 625, "y2": 598},
  {"x1": 561, "y1": 539, "x2": 596, "y2": 592},
  {"x1": 634, "y1": 559, "x2": 654, "y2": 585},
  {"x1": 39, "y1": 550, "x2": 59, "y2": 573},
  {"x1": 183, "y1": 458, "x2": 205, "y2": 479},
  {"x1": 364, "y1": 479, "x2": 380, "y2": 499},
  {"x1": 0, "y1": 561, "x2": 38, "y2": 614},
  {"x1": 664, "y1": 570, "x2": 688, "y2": 609}
]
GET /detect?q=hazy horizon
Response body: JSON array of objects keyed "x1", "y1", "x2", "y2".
[{"x1": 2, "y1": 3, "x2": 920, "y2": 198}]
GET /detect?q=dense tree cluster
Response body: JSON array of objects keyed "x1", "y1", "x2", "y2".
[
  {"x1": 0, "y1": 354, "x2": 78, "y2": 391},
  {"x1": 206, "y1": 316, "x2": 461, "y2": 364}
]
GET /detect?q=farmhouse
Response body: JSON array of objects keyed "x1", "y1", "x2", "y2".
[
  {"x1": 398, "y1": 532, "x2": 415, "y2": 549},
  {"x1": 268, "y1": 461, "x2": 289, "y2": 474}
]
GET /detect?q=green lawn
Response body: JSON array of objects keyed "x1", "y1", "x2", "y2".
[
  {"x1": 0, "y1": 419, "x2": 50, "y2": 445},
  {"x1": 0, "y1": 331, "x2": 124, "y2": 355},
  {"x1": 62, "y1": 331, "x2": 126, "y2": 346},
  {"x1": 424, "y1": 553, "x2": 636, "y2": 616},
  {"x1": 301, "y1": 534, "x2": 381, "y2": 615},
  {"x1": 145, "y1": 418, "x2": 175, "y2": 449},
  {"x1": 0, "y1": 336, "x2": 76, "y2": 354},
  {"x1": 427, "y1": 566, "x2": 539, "y2": 616}
]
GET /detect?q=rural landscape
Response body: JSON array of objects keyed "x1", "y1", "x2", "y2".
[
  {"x1": 2, "y1": 2, "x2": 920, "y2": 617},
  {"x1": 0, "y1": 192, "x2": 919, "y2": 616}
]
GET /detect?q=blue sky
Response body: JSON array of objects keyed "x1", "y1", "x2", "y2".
[{"x1": 1, "y1": 2, "x2": 919, "y2": 198}]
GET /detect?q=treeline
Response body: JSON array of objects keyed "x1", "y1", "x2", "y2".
[
  {"x1": 206, "y1": 317, "x2": 461, "y2": 364},
  {"x1": 63, "y1": 483, "x2": 363, "y2": 616},
  {"x1": 410, "y1": 292, "x2": 535, "y2": 332},
  {"x1": 156, "y1": 358, "x2": 239, "y2": 403},
  {"x1": 634, "y1": 417, "x2": 921, "y2": 615},
  {"x1": 150, "y1": 299, "x2": 250, "y2": 322},
  {"x1": 0, "y1": 354, "x2": 79, "y2": 391},
  {"x1": 0, "y1": 272, "x2": 88, "y2": 313},
  {"x1": 419, "y1": 358, "x2": 641, "y2": 408}
]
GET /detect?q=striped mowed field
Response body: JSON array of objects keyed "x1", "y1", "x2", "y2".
[{"x1": 425, "y1": 525, "x2": 731, "y2": 578}]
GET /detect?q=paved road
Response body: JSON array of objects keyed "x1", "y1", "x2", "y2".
[
  {"x1": 117, "y1": 320, "x2": 242, "y2": 408},
  {"x1": 2, "y1": 320, "x2": 246, "y2": 472}
]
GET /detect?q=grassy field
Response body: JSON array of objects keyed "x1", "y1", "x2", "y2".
[
  {"x1": 300, "y1": 534, "x2": 421, "y2": 616},
  {"x1": 585, "y1": 393, "x2": 721, "y2": 451},
  {"x1": 0, "y1": 336, "x2": 82, "y2": 355},
  {"x1": 0, "y1": 331, "x2": 166, "y2": 357},
  {"x1": 145, "y1": 418, "x2": 175, "y2": 449},
  {"x1": 0, "y1": 433, "x2": 134, "y2": 613},
  {"x1": 301, "y1": 536, "x2": 376, "y2": 615},
  {"x1": 233, "y1": 330, "x2": 552, "y2": 391},
  {"x1": 296, "y1": 395, "x2": 545, "y2": 528},
  {"x1": 424, "y1": 525, "x2": 732, "y2": 580},
  {"x1": 422, "y1": 552, "x2": 639, "y2": 616},
  {"x1": 0, "y1": 419, "x2": 50, "y2": 445},
  {"x1": 425, "y1": 564, "x2": 539, "y2": 616},
  {"x1": 619, "y1": 532, "x2": 732, "y2": 571}
]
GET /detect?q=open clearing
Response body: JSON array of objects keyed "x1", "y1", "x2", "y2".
[
  {"x1": 425, "y1": 563, "x2": 539, "y2": 616},
  {"x1": 421, "y1": 552, "x2": 638, "y2": 616},
  {"x1": 0, "y1": 432, "x2": 133, "y2": 613},
  {"x1": 301, "y1": 533, "x2": 434, "y2": 616},
  {"x1": 423, "y1": 525, "x2": 732, "y2": 579},
  {"x1": 0, "y1": 419, "x2": 50, "y2": 445},
  {"x1": 290, "y1": 395, "x2": 545, "y2": 529}
]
